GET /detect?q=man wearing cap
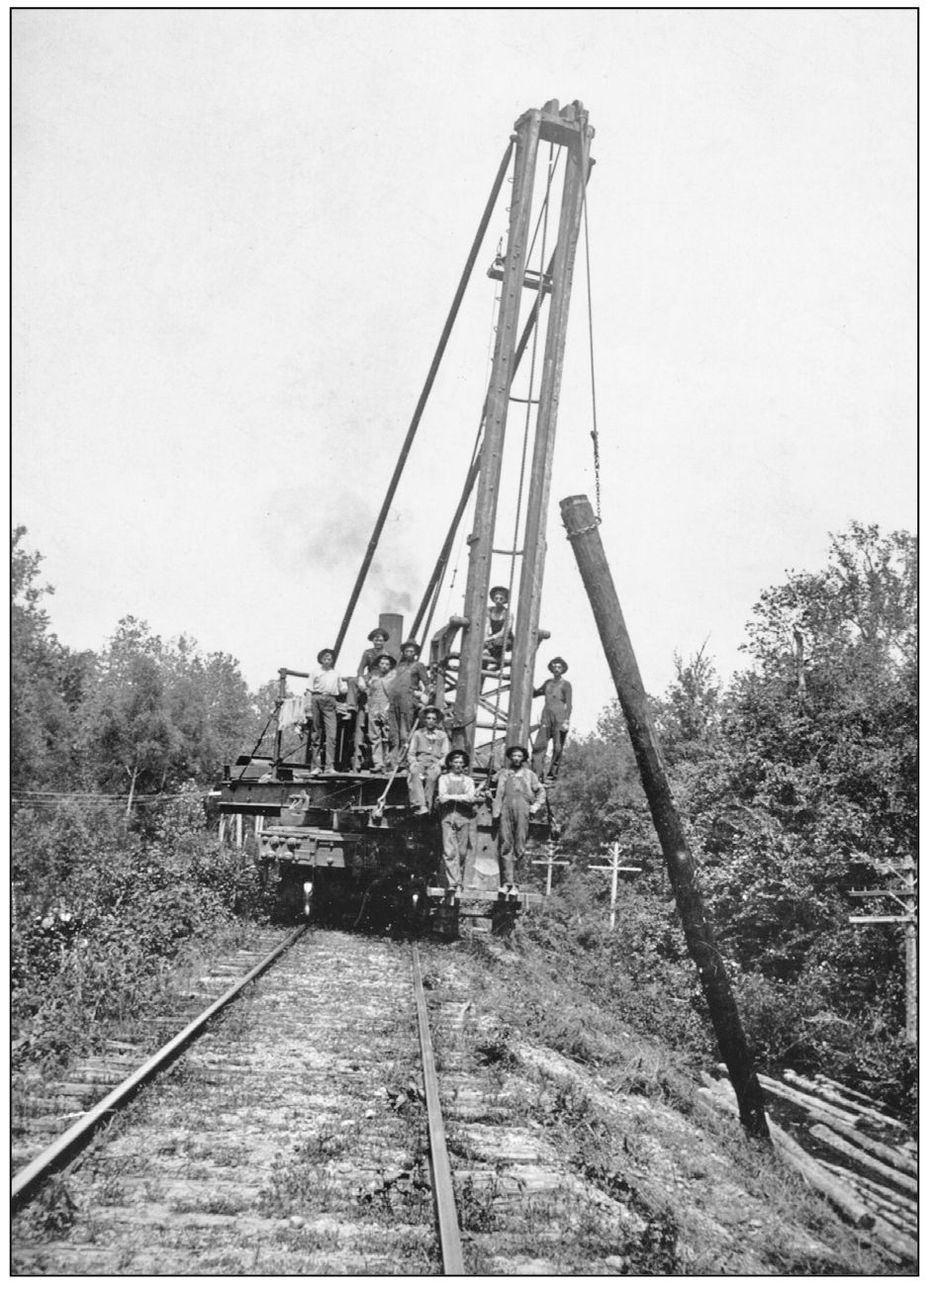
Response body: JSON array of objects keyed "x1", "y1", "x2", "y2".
[
  {"x1": 390, "y1": 639, "x2": 431, "y2": 751},
  {"x1": 406, "y1": 705, "x2": 450, "y2": 814},
  {"x1": 532, "y1": 657, "x2": 573, "y2": 780},
  {"x1": 484, "y1": 586, "x2": 514, "y2": 669},
  {"x1": 307, "y1": 648, "x2": 348, "y2": 773},
  {"x1": 492, "y1": 745, "x2": 546, "y2": 893},
  {"x1": 364, "y1": 652, "x2": 397, "y2": 772},
  {"x1": 436, "y1": 748, "x2": 477, "y2": 891}
]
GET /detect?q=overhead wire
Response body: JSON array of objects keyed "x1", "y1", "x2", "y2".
[{"x1": 581, "y1": 177, "x2": 602, "y2": 519}]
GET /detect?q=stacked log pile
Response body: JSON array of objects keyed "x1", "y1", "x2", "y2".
[{"x1": 697, "y1": 1066, "x2": 917, "y2": 1264}]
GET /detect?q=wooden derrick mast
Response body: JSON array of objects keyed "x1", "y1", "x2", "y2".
[{"x1": 452, "y1": 100, "x2": 593, "y2": 760}]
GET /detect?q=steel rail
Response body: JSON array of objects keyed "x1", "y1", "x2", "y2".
[
  {"x1": 12, "y1": 925, "x2": 307, "y2": 1207},
  {"x1": 411, "y1": 945, "x2": 465, "y2": 1275}
]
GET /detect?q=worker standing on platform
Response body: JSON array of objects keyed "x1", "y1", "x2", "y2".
[
  {"x1": 355, "y1": 628, "x2": 390, "y2": 769},
  {"x1": 307, "y1": 648, "x2": 348, "y2": 773},
  {"x1": 390, "y1": 639, "x2": 431, "y2": 751},
  {"x1": 532, "y1": 657, "x2": 573, "y2": 780},
  {"x1": 363, "y1": 652, "x2": 396, "y2": 772},
  {"x1": 492, "y1": 745, "x2": 545, "y2": 893},
  {"x1": 436, "y1": 749, "x2": 476, "y2": 893},
  {"x1": 406, "y1": 706, "x2": 450, "y2": 814}
]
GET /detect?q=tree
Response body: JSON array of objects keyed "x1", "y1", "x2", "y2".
[
  {"x1": 557, "y1": 523, "x2": 916, "y2": 1092},
  {"x1": 201, "y1": 651, "x2": 256, "y2": 768},
  {"x1": 77, "y1": 618, "x2": 180, "y2": 808},
  {"x1": 10, "y1": 527, "x2": 88, "y2": 792},
  {"x1": 671, "y1": 524, "x2": 916, "y2": 1070},
  {"x1": 549, "y1": 707, "x2": 654, "y2": 863}
]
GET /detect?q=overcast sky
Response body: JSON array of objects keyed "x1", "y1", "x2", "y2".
[{"x1": 13, "y1": 9, "x2": 916, "y2": 734}]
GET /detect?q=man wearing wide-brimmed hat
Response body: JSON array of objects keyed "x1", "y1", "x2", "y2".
[
  {"x1": 406, "y1": 705, "x2": 450, "y2": 813},
  {"x1": 436, "y1": 748, "x2": 477, "y2": 891},
  {"x1": 532, "y1": 656, "x2": 573, "y2": 780},
  {"x1": 483, "y1": 586, "x2": 514, "y2": 669},
  {"x1": 307, "y1": 648, "x2": 348, "y2": 773},
  {"x1": 364, "y1": 651, "x2": 397, "y2": 772},
  {"x1": 492, "y1": 744, "x2": 545, "y2": 893},
  {"x1": 390, "y1": 639, "x2": 431, "y2": 749}
]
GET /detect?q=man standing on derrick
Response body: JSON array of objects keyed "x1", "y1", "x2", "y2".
[
  {"x1": 492, "y1": 745, "x2": 545, "y2": 894},
  {"x1": 390, "y1": 639, "x2": 430, "y2": 752},
  {"x1": 532, "y1": 656, "x2": 572, "y2": 780}
]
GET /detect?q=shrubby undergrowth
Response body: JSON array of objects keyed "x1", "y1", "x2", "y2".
[
  {"x1": 11, "y1": 785, "x2": 265, "y2": 1072},
  {"x1": 548, "y1": 524, "x2": 917, "y2": 1123},
  {"x1": 493, "y1": 868, "x2": 716, "y2": 1123}
]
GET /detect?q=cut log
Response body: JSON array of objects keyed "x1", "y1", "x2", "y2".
[
  {"x1": 767, "y1": 1120, "x2": 874, "y2": 1229},
  {"x1": 808, "y1": 1124, "x2": 917, "y2": 1197},
  {"x1": 781, "y1": 1068, "x2": 880, "y2": 1114},
  {"x1": 870, "y1": 1217, "x2": 918, "y2": 1262},
  {"x1": 821, "y1": 1159, "x2": 909, "y2": 1203},
  {"x1": 808, "y1": 1070, "x2": 893, "y2": 1111},
  {"x1": 699, "y1": 1081, "x2": 874, "y2": 1231},
  {"x1": 822, "y1": 1168, "x2": 916, "y2": 1228},
  {"x1": 696, "y1": 1086, "x2": 732, "y2": 1114},
  {"x1": 817, "y1": 1117, "x2": 916, "y2": 1178},
  {"x1": 756, "y1": 1075, "x2": 861, "y2": 1127},
  {"x1": 807, "y1": 1073, "x2": 905, "y2": 1129},
  {"x1": 874, "y1": 1209, "x2": 917, "y2": 1237},
  {"x1": 822, "y1": 1162, "x2": 917, "y2": 1220}
]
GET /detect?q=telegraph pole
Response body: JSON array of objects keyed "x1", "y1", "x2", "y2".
[
  {"x1": 560, "y1": 493, "x2": 770, "y2": 1139},
  {"x1": 532, "y1": 838, "x2": 570, "y2": 896},
  {"x1": 849, "y1": 855, "x2": 917, "y2": 1045},
  {"x1": 589, "y1": 841, "x2": 641, "y2": 929}
]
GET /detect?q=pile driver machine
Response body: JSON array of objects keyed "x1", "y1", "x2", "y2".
[{"x1": 218, "y1": 100, "x2": 596, "y2": 928}]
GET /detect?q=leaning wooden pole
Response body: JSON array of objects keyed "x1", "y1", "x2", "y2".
[{"x1": 560, "y1": 494, "x2": 769, "y2": 1139}]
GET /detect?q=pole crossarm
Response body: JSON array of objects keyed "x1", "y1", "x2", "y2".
[
  {"x1": 849, "y1": 915, "x2": 916, "y2": 925},
  {"x1": 849, "y1": 888, "x2": 915, "y2": 898}
]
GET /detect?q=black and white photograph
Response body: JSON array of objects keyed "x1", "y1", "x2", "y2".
[{"x1": 11, "y1": 8, "x2": 917, "y2": 1275}]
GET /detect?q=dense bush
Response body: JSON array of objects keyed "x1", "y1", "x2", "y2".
[
  {"x1": 11, "y1": 785, "x2": 265, "y2": 1072},
  {"x1": 549, "y1": 525, "x2": 916, "y2": 1112}
]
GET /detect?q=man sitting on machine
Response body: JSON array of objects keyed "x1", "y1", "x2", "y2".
[
  {"x1": 406, "y1": 705, "x2": 450, "y2": 814},
  {"x1": 483, "y1": 586, "x2": 514, "y2": 670}
]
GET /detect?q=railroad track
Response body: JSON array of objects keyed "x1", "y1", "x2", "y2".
[
  {"x1": 11, "y1": 929, "x2": 465, "y2": 1275},
  {"x1": 11, "y1": 927, "x2": 909, "y2": 1276},
  {"x1": 11, "y1": 927, "x2": 297, "y2": 1181}
]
